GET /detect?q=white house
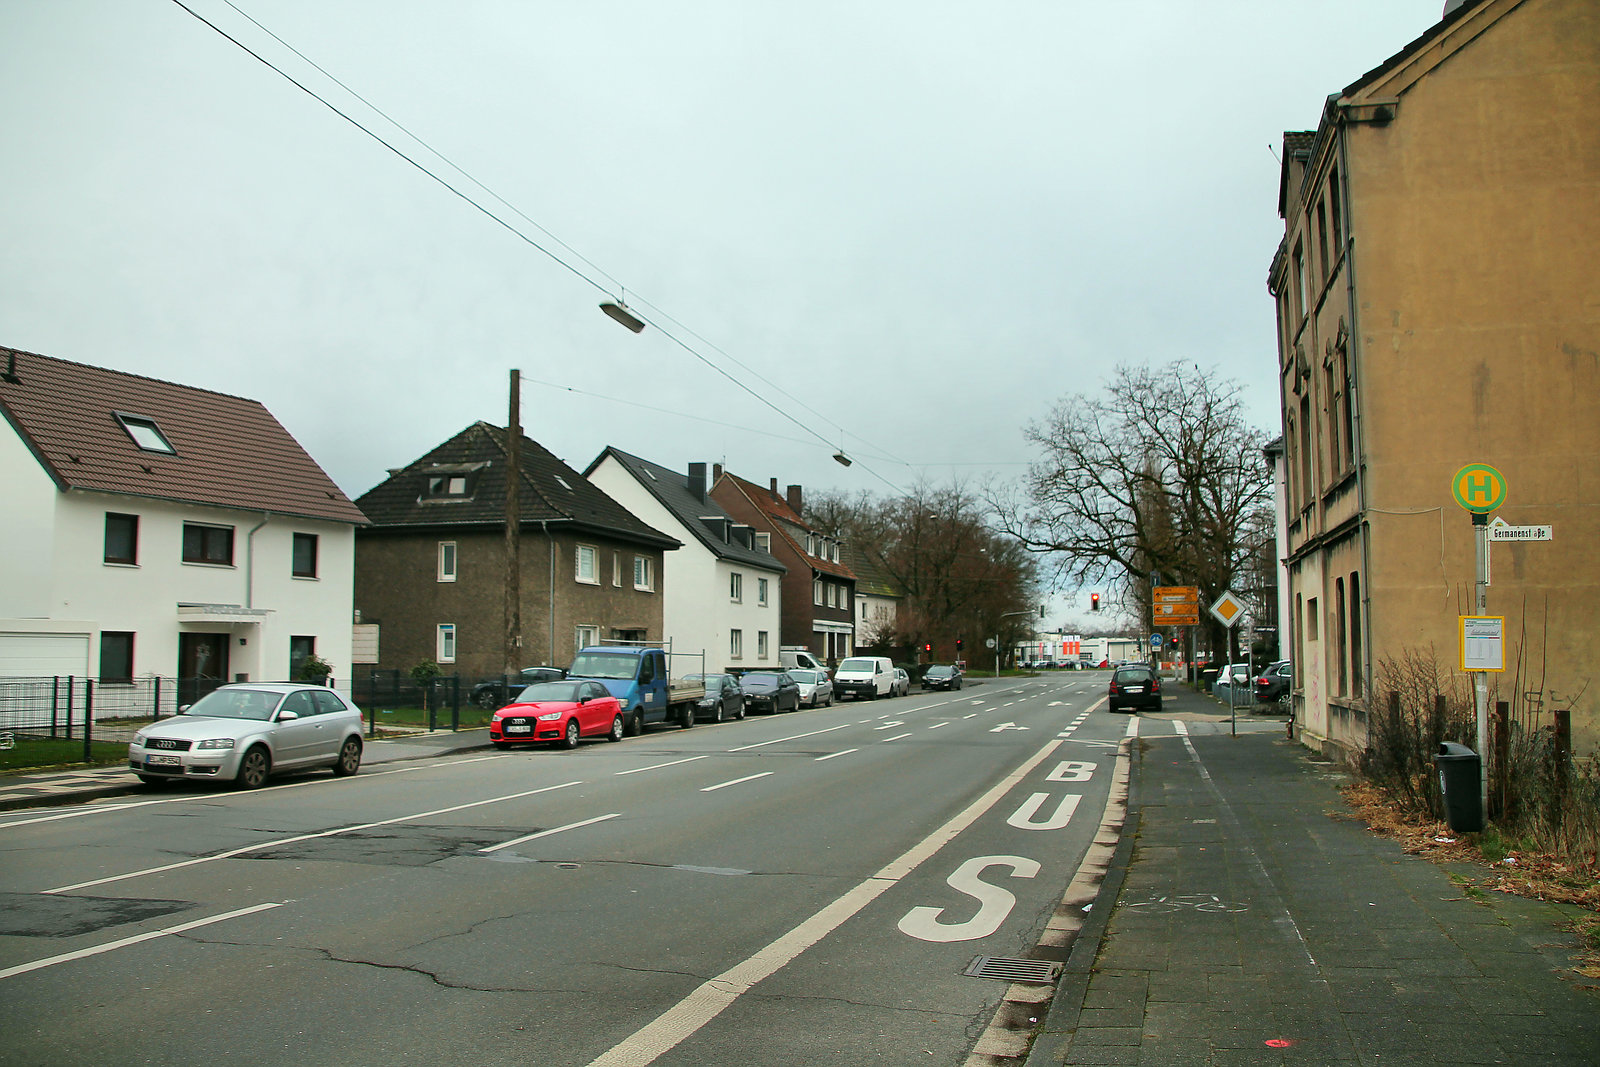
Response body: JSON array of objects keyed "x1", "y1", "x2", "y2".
[
  {"x1": 0, "y1": 346, "x2": 367, "y2": 708},
  {"x1": 585, "y1": 449, "x2": 785, "y2": 673}
]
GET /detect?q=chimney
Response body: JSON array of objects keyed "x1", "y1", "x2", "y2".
[
  {"x1": 712, "y1": 462, "x2": 723, "y2": 482},
  {"x1": 688, "y1": 462, "x2": 707, "y2": 502},
  {"x1": 769, "y1": 477, "x2": 779, "y2": 499},
  {"x1": 786, "y1": 485, "x2": 803, "y2": 516}
]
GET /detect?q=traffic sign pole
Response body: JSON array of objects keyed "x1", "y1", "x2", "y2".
[{"x1": 1454, "y1": 462, "x2": 1505, "y2": 821}]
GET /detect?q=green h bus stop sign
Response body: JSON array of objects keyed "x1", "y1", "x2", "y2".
[{"x1": 1452, "y1": 463, "x2": 1506, "y2": 514}]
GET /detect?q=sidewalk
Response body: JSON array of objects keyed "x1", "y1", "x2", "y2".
[
  {"x1": 1029, "y1": 685, "x2": 1600, "y2": 1065},
  {"x1": 0, "y1": 727, "x2": 490, "y2": 811}
]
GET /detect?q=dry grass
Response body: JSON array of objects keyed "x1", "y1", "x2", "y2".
[{"x1": 1340, "y1": 780, "x2": 1600, "y2": 978}]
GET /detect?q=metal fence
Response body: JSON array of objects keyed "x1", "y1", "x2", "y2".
[{"x1": 351, "y1": 670, "x2": 463, "y2": 731}]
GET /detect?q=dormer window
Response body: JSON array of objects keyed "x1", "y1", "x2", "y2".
[
  {"x1": 420, "y1": 462, "x2": 486, "y2": 501},
  {"x1": 428, "y1": 475, "x2": 468, "y2": 496},
  {"x1": 114, "y1": 413, "x2": 175, "y2": 454}
]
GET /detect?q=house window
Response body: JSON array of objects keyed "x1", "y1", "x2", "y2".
[
  {"x1": 1329, "y1": 167, "x2": 1343, "y2": 255},
  {"x1": 1349, "y1": 572, "x2": 1363, "y2": 698},
  {"x1": 182, "y1": 523, "x2": 234, "y2": 566},
  {"x1": 730, "y1": 572, "x2": 743, "y2": 602},
  {"x1": 99, "y1": 631, "x2": 134, "y2": 683},
  {"x1": 1325, "y1": 364, "x2": 1341, "y2": 476},
  {"x1": 104, "y1": 513, "x2": 138, "y2": 565},
  {"x1": 757, "y1": 577, "x2": 769, "y2": 606},
  {"x1": 1316, "y1": 200, "x2": 1329, "y2": 283},
  {"x1": 1339, "y1": 353, "x2": 1356, "y2": 471},
  {"x1": 438, "y1": 541, "x2": 457, "y2": 582},
  {"x1": 633, "y1": 556, "x2": 653, "y2": 591},
  {"x1": 114, "y1": 413, "x2": 175, "y2": 454},
  {"x1": 831, "y1": 543, "x2": 839, "y2": 563},
  {"x1": 756, "y1": 532, "x2": 770, "y2": 552},
  {"x1": 290, "y1": 635, "x2": 315, "y2": 677},
  {"x1": 436, "y1": 623, "x2": 456, "y2": 663},
  {"x1": 813, "y1": 579, "x2": 823, "y2": 605},
  {"x1": 575, "y1": 544, "x2": 598, "y2": 584},
  {"x1": 426, "y1": 474, "x2": 470, "y2": 498},
  {"x1": 613, "y1": 552, "x2": 622, "y2": 587},
  {"x1": 292, "y1": 532, "x2": 319, "y2": 578},
  {"x1": 1293, "y1": 239, "x2": 1307, "y2": 320},
  {"x1": 758, "y1": 631, "x2": 769, "y2": 659},
  {"x1": 730, "y1": 629, "x2": 743, "y2": 659},
  {"x1": 575, "y1": 624, "x2": 599, "y2": 654},
  {"x1": 1334, "y1": 577, "x2": 1347, "y2": 696},
  {"x1": 1306, "y1": 598, "x2": 1319, "y2": 641}
]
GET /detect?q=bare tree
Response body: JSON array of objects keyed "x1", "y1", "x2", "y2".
[{"x1": 992, "y1": 362, "x2": 1272, "y2": 658}]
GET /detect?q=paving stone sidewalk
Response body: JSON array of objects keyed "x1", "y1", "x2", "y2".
[{"x1": 1030, "y1": 712, "x2": 1600, "y2": 1066}]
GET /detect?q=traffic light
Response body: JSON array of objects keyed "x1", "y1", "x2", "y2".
[
  {"x1": 1090, "y1": 593, "x2": 1101, "y2": 612},
  {"x1": 956, "y1": 637, "x2": 964, "y2": 652},
  {"x1": 924, "y1": 642, "x2": 932, "y2": 653}
]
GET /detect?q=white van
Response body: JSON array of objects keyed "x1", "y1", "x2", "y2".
[
  {"x1": 832, "y1": 656, "x2": 895, "y2": 700},
  {"x1": 780, "y1": 648, "x2": 826, "y2": 674}
]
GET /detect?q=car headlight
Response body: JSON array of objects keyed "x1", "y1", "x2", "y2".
[
  {"x1": 132, "y1": 732, "x2": 147, "y2": 745},
  {"x1": 536, "y1": 711, "x2": 564, "y2": 721},
  {"x1": 195, "y1": 738, "x2": 236, "y2": 750}
]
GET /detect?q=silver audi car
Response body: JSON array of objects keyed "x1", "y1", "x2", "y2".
[{"x1": 129, "y1": 683, "x2": 364, "y2": 789}]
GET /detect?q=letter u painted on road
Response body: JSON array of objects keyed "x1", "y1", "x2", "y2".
[
  {"x1": 897, "y1": 855, "x2": 1041, "y2": 943},
  {"x1": 1006, "y1": 791, "x2": 1082, "y2": 830}
]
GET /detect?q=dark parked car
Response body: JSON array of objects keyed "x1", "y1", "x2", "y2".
[
  {"x1": 1255, "y1": 660, "x2": 1292, "y2": 703},
  {"x1": 686, "y1": 673, "x2": 746, "y2": 722},
  {"x1": 921, "y1": 664, "x2": 964, "y2": 691},
  {"x1": 1107, "y1": 665, "x2": 1162, "y2": 714},
  {"x1": 472, "y1": 666, "x2": 566, "y2": 709},
  {"x1": 739, "y1": 671, "x2": 801, "y2": 714}
]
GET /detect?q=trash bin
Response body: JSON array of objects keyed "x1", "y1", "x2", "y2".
[{"x1": 1434, "y1": 742, "x2": 1484, "y2": 832}]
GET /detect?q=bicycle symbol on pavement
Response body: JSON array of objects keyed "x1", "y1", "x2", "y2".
[{"x1": 1124, "y1": 893, "x2": 1249, "y2": 914}]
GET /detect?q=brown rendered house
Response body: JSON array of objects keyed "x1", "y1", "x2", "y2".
[
  {"x1": 709, "y1": 467, "x2": 856, "y2": 664},
  {"x1": 353, "y1": 422, "x2": 679, "y2": 682}
]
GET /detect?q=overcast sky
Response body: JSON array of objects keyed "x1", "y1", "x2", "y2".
[{"x1": 2, "y1": 1, "x2": 1447, "y2": 617}]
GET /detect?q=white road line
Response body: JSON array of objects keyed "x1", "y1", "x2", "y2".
[
  {"x1": 726, "y1": 723, "x2": 852, "y2": 752},
  {"x1": 964, "y1": 714, "x2": 977, "y2": 720},
  {"x1": 927, "y1": 722, "x2": 949, "y2": 730},
  {"x1": 0, "y1": 902, "x2": 282, "y2": 981},
  {"x1": 479, "y1": 813, "x2": 622, "y2": 853},
  {"x1": 880, "y1": 733, "x2": 912, "y2": 743},
  {"x1": 813, "y1": 749, "x2": 857, "y2": 761},
  {"x1": 44, "y1": 780, "x2": 585, "y2": 895},
  {"x1": 0, "y1": 754, "x2": 507, "y2": 830},
  {"x1": 701, "y1": 772, "x2": 774, "y2": 792},
  {"x1": 585, "y1": 738, "x2": 1064, "y2": 1067},
  {"x1": 615, "y1": 756, "x2": 708, "y2": 776}
]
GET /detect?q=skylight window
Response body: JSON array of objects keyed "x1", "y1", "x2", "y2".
[
  {"x1": 555, "y1": 475, "x2": 573, "y2": 491},
  {"x1": 114, "y1": 413, "x2": 175, "y2": 455}
]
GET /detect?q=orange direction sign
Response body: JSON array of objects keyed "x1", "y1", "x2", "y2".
[{"x1": 1153, "y1": 587, "x2": 1200, "y2": 626}]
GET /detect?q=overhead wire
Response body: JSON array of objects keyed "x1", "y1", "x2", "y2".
[{"x1": 173, "y1": 0, "x2": 910, "y2": 481}]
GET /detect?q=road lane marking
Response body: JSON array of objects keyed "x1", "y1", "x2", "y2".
[
  {"x1": 701, "y1": 772, "x2": 774, "y2": 792},
  {"x1": 0, "y1": 902, "x2": 282, "y2": 981},
  {"x1": 727, "y1": 723, "x2": 852, "y2": 752},
  {"x1": 585, "y1": 738, "x2": 1063, "y2": 1067},
  {"x1": 880, "y1": 733, "x2": 912, "y2": 743},
  {"x1": 927, "y1": 722, "x2": 949, "y2": 730},
  {"x1": 479, "y1": 813, "x2": 622, "y2": 853},
  {"x1": 615, "y1": 756, "x2": 708, "y2": 776},
  {"x1": 814, "y1": 749, "x2": 857, "y2": 761},
  {"x1": 44, "y1": 780, "x2": 586, "y2": 894}
]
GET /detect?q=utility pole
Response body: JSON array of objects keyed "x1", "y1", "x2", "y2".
[{"x1": 504, "y1": 370, "x2": 522, "y2": 677}]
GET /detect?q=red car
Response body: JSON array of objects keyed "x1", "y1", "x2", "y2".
[{"x1": 490, "y1": 680, "x2": 625, "y2": 749}]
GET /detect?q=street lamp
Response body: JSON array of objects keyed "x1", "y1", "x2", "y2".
[
  {"x1": 995, "y1": 609, "x2": 1037, "y2": 677},
  {"x1": 600, "y1": 300, "x2": 646, "y2": 333}
]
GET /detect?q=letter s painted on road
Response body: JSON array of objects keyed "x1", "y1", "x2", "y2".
[{"x1": 896, "y1": 855, "x2": 1041, "y2": 943}]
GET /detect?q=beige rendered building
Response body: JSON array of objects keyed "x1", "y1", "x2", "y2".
[{"x1": 1268, "y1": 0, "x2": 1599, "y2": 759}]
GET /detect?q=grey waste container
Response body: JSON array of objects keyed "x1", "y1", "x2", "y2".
[{"x1": 1434, "y1": 742, "x2": 1484, "y2": 832}]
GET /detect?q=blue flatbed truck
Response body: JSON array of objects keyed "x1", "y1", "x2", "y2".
[{"x1": 566, "y1": 643, "x2": 707, "y2": 736}]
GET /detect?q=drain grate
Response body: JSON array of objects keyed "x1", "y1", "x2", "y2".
[{"x1": 963, "y1": 956, "x2": 1061, "y2": 984}]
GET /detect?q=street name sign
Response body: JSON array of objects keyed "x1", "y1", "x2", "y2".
[{"x1": 1486, "y1": 517, "x2": 1552, "y2": 542}]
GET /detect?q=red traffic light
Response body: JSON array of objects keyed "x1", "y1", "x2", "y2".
[
  {"x1": 1090, "y1": 593, "x2": 1101, "y2": 611},
  {"x1": 924, "y1": 642, "x2": 932, "y2": 653}
]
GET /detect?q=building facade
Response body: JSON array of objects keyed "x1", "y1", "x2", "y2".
[
  {"x1": 1268, "y1": 0, "x2": 1600, "y2": 757},
  {"x1": 584, "y1": 450, "x2": 786, "y2": 674},
  {"x1": 709, "y1": 469, "x2": 856, "y2": 664},
  {"x1": 354, "y1": 423, "x2": 679, "y2": 681},
  {"x1": 0, "y1": 346, "x2": 366, "y2": 704}
]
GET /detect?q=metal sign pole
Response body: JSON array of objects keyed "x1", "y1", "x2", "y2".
[{"x1": 1474, "y1": 512, "x2": 1489, "y2": 815}]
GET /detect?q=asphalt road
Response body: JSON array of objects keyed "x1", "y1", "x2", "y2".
[{"x1": 0, "y1": 672, "x2": 1123, "y2": 1067}]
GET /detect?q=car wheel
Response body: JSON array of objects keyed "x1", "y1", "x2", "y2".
[
  {"x1": 681, "y1": 703, "x2": 695, "y2": 729},
  {"x1": 474, "y1": 689, "x2": 499, "y2": 710},
  {"x1": 714, "y1": 702, "x2": 726, "y2": 723},
  {"x1": 560, "y1": 718, "x2": 581, "y2": 749},
  {"x1": 234, "y1": 746, "x2": 270, "y2": 790},
  {"x1": 332, "y1": 737, "x2": 362, "y2": 777},
  {"x1": 608, "y1": 715, "x2": 625, "y2": 743},
  {"x1": 735, "y1": 701, "x2": 745, "y2": 720}
]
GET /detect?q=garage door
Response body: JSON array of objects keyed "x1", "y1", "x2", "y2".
[{"x1": 0, "y1": 633, "x2": 91, "y2": 678}]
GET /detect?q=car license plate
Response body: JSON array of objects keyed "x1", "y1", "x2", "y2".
[
  {"x1": 506, "y1": 724, "x2": 531, "y2": 734},
  {"x1": 1126, "y1": 686, "x2": 1144, "y2": 693},
  {"x1": 146, "y1": 754, "x2": 181, "y2": 766}
]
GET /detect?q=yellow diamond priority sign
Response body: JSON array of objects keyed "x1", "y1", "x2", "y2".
[{"x1": 1210, "y1": 590, "x2": 1246, "y2": 629}]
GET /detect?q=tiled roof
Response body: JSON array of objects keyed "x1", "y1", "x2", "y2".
[
  {"x1": 842, "y1": 542, "x2": 901, "y2": 599},
  {"x1": 356, "y1": 422, "x2": 679, "y2": 549},
  {"x1": 583, "y1": 448, "x2": 785, "y2": 573},
  {"x1": 715, "y1": 470, "x2": 856, "y2": 581},
  {"x1": 0, "y1": 345, "x2": 366, "y2": 524}
]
